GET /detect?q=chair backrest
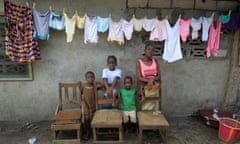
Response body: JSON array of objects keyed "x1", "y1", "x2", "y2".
[
  {"x1": 94, "y1": 87, "x2": 113, "y2": 110},
  {"x1": 59, "y1": 82, "x2": 82, "y2": 111},
  {"x1": 137, "y1": 80, "x2": 161, "y2": 111}
]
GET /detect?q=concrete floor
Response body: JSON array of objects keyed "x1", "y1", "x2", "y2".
[{"x1": 0, "y1": 116, "x2": 238, "y2": 144}]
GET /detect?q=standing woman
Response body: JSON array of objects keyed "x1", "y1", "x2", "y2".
[{"x1": 136, "y1": 42, "x2": 161, "y2": 110}]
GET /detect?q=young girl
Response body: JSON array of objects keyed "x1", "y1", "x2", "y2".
[
  {"x1": 102, "y1": 55, "x2": 122, "y2": 108},
  {"x1": 81, "y1": 71, "x2": 101, "y2": 140}
]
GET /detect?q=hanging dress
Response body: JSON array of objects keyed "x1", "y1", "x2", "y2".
[
  {"x1": 107, "y1": 18, "x2": 124, "y2": 45},
  {"x1": 84, "y1": 15, "x2": 98, "y2": 44},
  {"x1": 133, "y1": 15, "x2": 144, "y2": 32},
  {"x1": 33, "y1": 9, "x2": 50, "y2": 40},
  {"x1": 97, "y1": 16, "x2": 110, "y2": 32},
  {"x1": 201, "y1": 15, "x2": 213, "y2": 41},
  {"x1": 206, "y1": 18, "x2": 222, "y2": 58},
  {"x1": 142, "y1": 17, "x2": 158, "y2": 32},
  {"x1": 4, "y1": 0, "x2": 40, "y2": 63},
  {"x1": 190, "y1": 17, "x2": 202, "y2": 40},
  {"x1": 179, "y1": 18, "x2": 191, "y2": 42},
  {"x1": 149, "y1": 19, "x2": 167, "y2": 41},
  {"x1": 63, "y1": 12, "x2": 77, "y2": 43},
  {"x1": 76, "y1": 13, "x2": 86, "y2": 29},
  {"x1": 163, "y1": 19, "x2": 183, "y2": 63},
  {"x1": 122, "y1": 18, "x2": 134, "y2": 40},
  {"x1": 49, "y1": 11, "x2": 65, "y2": 30}
]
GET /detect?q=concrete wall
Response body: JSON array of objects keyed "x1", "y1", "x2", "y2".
[{"x1": 0, "y1": 0, "x2": 238, "y2": 122}]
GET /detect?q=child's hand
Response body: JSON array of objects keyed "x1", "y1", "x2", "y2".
[
  {"x1": 141, "y1": 96, "x2": 145, "y2": 102},
  {"x1": 147, "y1": 80, "x2": 154, "y2": 87}
]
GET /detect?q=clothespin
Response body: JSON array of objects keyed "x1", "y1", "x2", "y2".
[
  {"x1": 165, "y1": 15, "x2": 168, "y2": 20},
  {"x1": 228, "y1": 10, "x2": 232, "y2": 16},
  {"x1": 211, "y1": 12, "x2": 215, "y2": 17},
  {"x1": 32, "y1": 2, "x2": 36, "y2": 8},
  {"x1": 49, "y1": 5, "x2": 52, "y2": 11},
  {"x1": 62, "y1": 8, "x2": 66, "y2": 14},
  {"x1": 75, "y1": 10, "x2": 78, "y2": 15},
  {"x1": 26, "y1": 1, "x2": 29, "y2": 7},
  {"x1": 179, "y1": 14, "x2": 182, "y2": 19}
]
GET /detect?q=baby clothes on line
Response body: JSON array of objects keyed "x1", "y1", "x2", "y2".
[
  {"x1": 133, "y1": 15, "x2": 144, "y2": 32},
  {"x1": 4, "y1": 0, "x2": 41, "y2": 62},
  {"x1": 122, "y1": 18, "x2": 134, "y2": 40},
  {"x1": 190, "y1": 17, "x2": 202, "y2": 40},
  {"x1": 149, "y1": 19, "x2": 167, "y2": 41},
  {"x1": 223, "y1": 13, "x2": 240, "y2": 30},
  {"x1": 107, "y1": 19, "x2": 124, "y2": 45},
  {"x1": 163, "y1": 19, "x2": 183, "y2": 63},
  {"x1": 201, "y1": 16, "x2": 213, "y2": 41},
  {"x1": 33, "y1": 9, "x2": 50, "y2": 40},
  {"x1": 97, "y1": 16, "x2": 110, "y2": 32},
  {"x1": 63, "y1": 12, "x2": 78, "y2": 43},
  {"x1": 76, "y1": 13, "x2": 86, "y2": 29},
  {"x1": 220, "y1": 14, "x2": 231, "y2": 24},
  {"x1": 179, "y1": 18, "x2": 191, "y2": 42},
  {"x1": 206, "y1": 18, "x2": 222, "y2": 58},
  {"x1": 49, "y1": 11, "x2": 65, "y2": 30},
  {"x1": 142, "y1": 17, "x2": 158, "y2": 32},
  {"x1": 84, "y1": 15, "x2": 98, "y2": 44}
]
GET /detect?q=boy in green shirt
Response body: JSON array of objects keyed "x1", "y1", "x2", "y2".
[{"x1": 119, "y1": 76, "x2": 137, "y2": 133}]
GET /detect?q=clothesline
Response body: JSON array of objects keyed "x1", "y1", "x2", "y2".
[{"x1": 4, "y1": 0, "x2": 240, "y2": 63}]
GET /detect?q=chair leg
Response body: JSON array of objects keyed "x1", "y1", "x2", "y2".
[
  {"x1": 77, "y1": 129, "x2": 80, "y2": 139},
  {"x1": 52, "y1": 130, "x2": 56, "y2": 140},
  {"x1": 138, "y1": 128, "x2": 143, "y2": 144},
  {"x1": 93, "y1": 128, "x2": 97, "y2": 141},
  {"x1": 119, "y1": 127, "x2": 123, "y2": 142}
]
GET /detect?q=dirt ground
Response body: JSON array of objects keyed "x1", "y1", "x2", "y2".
[{"x1": 0, "y1": 116, "x2": 238, "y2": 144}]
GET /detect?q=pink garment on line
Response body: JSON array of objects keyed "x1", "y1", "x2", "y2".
[
  {"x1": 149, "y1": 19, "x2": 167, "y2": 42},
  {"x1": 206, "y1": 18, "x2": 222, "y2": 57},
  {"x1": 179, "y1": 18, "x2": 191, "y2": 42}
]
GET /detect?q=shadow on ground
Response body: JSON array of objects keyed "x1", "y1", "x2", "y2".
[{"x1": 0, "y1": 116, "x2": 238, "y2": 144}]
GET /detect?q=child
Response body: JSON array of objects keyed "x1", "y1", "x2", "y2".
[
  {"x1": 81, "y1": 71, "x2": 101, "y2": 140},
  {"x1": 102, "y1": 55, "x2": 122, "y2": 108},
  {"x1": 119, "y1": 76, "x2": 137, "y2": 133}
]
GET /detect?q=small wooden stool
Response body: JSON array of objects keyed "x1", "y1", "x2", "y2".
[
  {"x1": 138, "y1": 111, "x2": 169, "y2": 144},
  {"x1": 91, "y1": 110, "x2": 123, "y2": 144}
]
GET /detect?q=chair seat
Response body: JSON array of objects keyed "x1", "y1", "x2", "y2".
[
  {"x1": 92, "y1": 110, "x2": 122, "y2": 126},
  {"x1": 138, "y1": 111, "x2": 169, "y2": 128},
  {"x1": 53, "y1": 109, "x2": 81, "y2": 124}
]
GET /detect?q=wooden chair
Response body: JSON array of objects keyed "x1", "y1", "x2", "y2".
[
  {"x1": 137, "y1": 83, "x2": 169, "y2": 144},
  {"x1": 51, "y1": 82, "x2": 82, "y2": 144},
  {"x1": 91, "y1": 88, "x2": 123, "y2": 144}
]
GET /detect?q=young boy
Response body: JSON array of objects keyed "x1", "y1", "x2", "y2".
[
  {"x1": 102, "y1": 55, "x2": 122, "y2": 108},
  {"x1": 119, "y1": 76, "x2": 137, "y2": 133},
  {"x1": 81, "y1": 71, "x2": 101, "y2": 140}
]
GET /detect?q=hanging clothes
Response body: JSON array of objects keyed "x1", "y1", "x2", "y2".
[
  {"x1": 179, "y1": 18, "x2": 191, "y2": 42},
  {"x1": 33, "y1": 9, "x2": 50, "y2": 40},
  {"x1": 122, "y1": 18, "x2": 134, "y2": 40},
  {"x1": 76, "y1": 13, "x2": 86, "y2": 29},
  {"x1": 206, "y1": 18, "x2": 222, "y2": 57},
  {"x1": 190, "y1": 17, "x2": 202, "y2": 40},
  {"x1": 97, "y1": 16, "x2": 110, "y2": 32},
  {"x1": 133, "y1": 15, "x2": 144, "y2": 32},
  {"x1": 201, "y1": 15, "x2": 213, "y2": 41},
  {"x1": 49, "y1": 11, "x2": 65, "y2": 30},
  {"x1": 107, "y1": 18, "x2": 124, "y2": 45},
  {"x1": 149, "y1": 19, "x2": 167, "y2": 41},
  {"x1": 84, "y1": 15, "x2": 98, "y2": 44},
  {"x1": 142, "y1": 17, "x2": 158, "y2": 32},
  {"x1": 4, "y1": 0, "x2": 40, "y2": 63},
  {"x1": 223, "y1": 13, "x2": 240, "y2": 31},
  {"x1": 63, "y1": 11, "x2": 77, "y2": 43},
  {"x1": 163, "y1": 19, "x2": 183, "y2": 63},
  {"x1": 220, "y1": 14, "x2": 231, "y2": 24}
]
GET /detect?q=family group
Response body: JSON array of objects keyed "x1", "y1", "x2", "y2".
[{"x1": 80, "y1": 42, "x2": 161, "y2": 140}]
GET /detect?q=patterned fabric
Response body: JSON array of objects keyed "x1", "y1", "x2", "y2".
[{"x1": 4, "y1": 0, "x2": 40, "y2": 63}]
